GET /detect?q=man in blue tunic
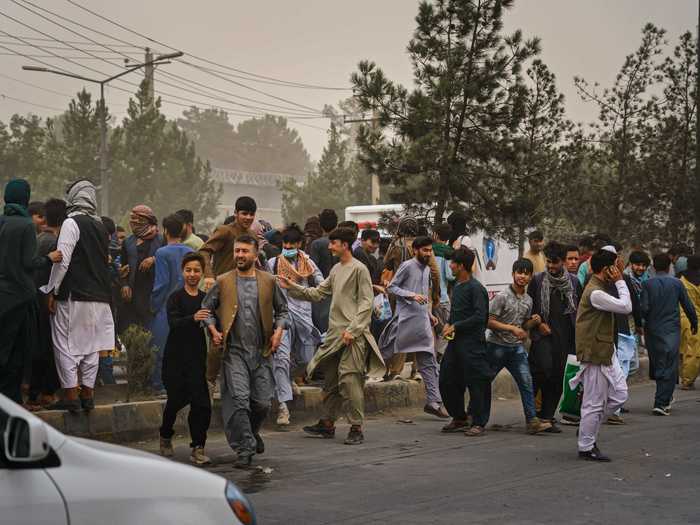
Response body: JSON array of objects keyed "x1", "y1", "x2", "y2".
[
  {"x1": 150, "y1": 214, "x2": 193, "y2": 394},
  {"x1": 641, "y1": 253, "x2": 697, "y2": 415}
]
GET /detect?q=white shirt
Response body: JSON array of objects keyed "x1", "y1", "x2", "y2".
[
  {"x1": 40, "y1": 217, "x2": 80, "y2": 295},
  {"x1": 590, "y1": 280, "x2": 632, "y2": 315}
]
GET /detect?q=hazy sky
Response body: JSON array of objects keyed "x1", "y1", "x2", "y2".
[{"x1": 0, "y1": 0, "x2": 696, "y2": 163}]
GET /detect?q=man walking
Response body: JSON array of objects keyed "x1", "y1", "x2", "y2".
[
  {"x1": 199, "y1": 196, "x2": 257, "y2": 290},
  {"x1": 439, "y1": 248, "x2": 492, "y2": 437},
  {"x1": 487, "y1": 259, "x2": 551, "y2": 434},
  {"x1": 279, "y1": 227, "x2": 384, "y2": 445},
  {"x1": 527, "y1": 241, "x2": 581, "y2": 432},
  {"x1": 679, "y1": 255, "x2": 700, "y2": 389},
  {"x1": 267, "y1": 224, "x2": 323, "y2": 426},
  {"x1": 203, "y1": 235, "x2": 288, "y2": 468},
  {"x1": 42, "y1": 180, "x2": 114, "y2": 413},
  {"x1": 571, "y1": 250, "x2": 632, "y2": 461},
  {"x1": 641, "y1": 253, "x2": 697, "y2": 415},
  {"x1": 380, "y1": 236, "x2": 448, "y2": 418}
]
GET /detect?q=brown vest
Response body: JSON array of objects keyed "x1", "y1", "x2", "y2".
[
  {"x1": 216, "y1": 269, "x2": 275, "y2": 356},
  {"x1": 575, "y1": 275, "x2": 615, "y2": 365}
]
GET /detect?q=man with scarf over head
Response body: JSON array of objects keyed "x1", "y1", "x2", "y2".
[
  {"x1": 41, "y1": 180, "x2": 114, "y2": 413},
  {"x1": 527, "y1": 241, "x2": 582, "y2": 432},
  {"x1": 120, "y1": 204, "x2": 164, "y2": 330},
  {"x1": 0, "y1": 179, "x2": 61, "y2": 402}
]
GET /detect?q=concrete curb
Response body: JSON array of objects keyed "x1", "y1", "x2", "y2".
[{"x1": 35, "y1": 356, "x2": 650, "y2": 442}]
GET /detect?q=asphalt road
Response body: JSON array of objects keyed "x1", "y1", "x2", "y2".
[{"x1": 137, "y1": 382, "x2": 700, "y2": 525}]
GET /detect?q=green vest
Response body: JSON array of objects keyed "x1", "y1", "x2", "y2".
[{"x1": 575, "y1": 275, "x2": 615, "y2": 365}]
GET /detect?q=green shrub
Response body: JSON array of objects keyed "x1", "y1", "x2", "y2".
[{"x1": 120, "y1": 324, "x2": 156, "y2": 398}]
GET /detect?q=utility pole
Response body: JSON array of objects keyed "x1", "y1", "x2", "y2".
[
  {"x1": 144, "y1": 47, "x2": 155, "y2": 104},
  {"x1": 23, "y1": 51, "x2": 182, "y2": 215}
]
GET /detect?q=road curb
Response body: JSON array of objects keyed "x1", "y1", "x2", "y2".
[{"x1": 35, "y1": 356, "x2": 650, "y2": 442}]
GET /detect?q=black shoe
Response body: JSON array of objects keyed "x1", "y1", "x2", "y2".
[
  {"x1": 234, "y1": 454, "x2": 253, "y2": 470},
  {"x1": 303, "y1": 420, "x2": 336, "y2": 439},
  {"x1": 255, "y1": 433, "x2": 265, "y2": 455},
  {"x1": 344, "y1": 426, "x2": 364, "y2": 445},
  {"x1": 47, "y1": 398, "x2": 82, "y2": 414},
  {"x1": 80, "y1": 397, "x2": 95, "y2": 412},
  {"x1": 544, "y1": 422, "x2": 562, "y2": 434},
  {"x1": 579, "y1": 446, "x2": 611, "y2": 462}
]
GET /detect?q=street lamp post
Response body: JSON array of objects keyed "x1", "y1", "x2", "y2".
[{"x1": 22, "y1": 51, "x2": 183, "y2": 215}]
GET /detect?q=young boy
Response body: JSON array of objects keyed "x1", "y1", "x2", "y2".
[
  {"x1": 486, "y1": 259, "x2": 552, "y2": 434},
  {"x1": 159, "y1": 252, "x2": 212, "y2": 465}
]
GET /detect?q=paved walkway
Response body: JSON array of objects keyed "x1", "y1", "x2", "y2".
[{"x1": 134, "y1": 382, "x2": 700, "y2": 524}]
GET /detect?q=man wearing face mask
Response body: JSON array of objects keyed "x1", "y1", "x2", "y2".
[
  {"x1": 527, "y1": 241, "x2": 582, "y2": 433},
  {"x1": 267, "y1": 224, "x2": 323, "y2": 426}
]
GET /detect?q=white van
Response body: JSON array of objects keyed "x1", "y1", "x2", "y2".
[{"x1": 0, "y1": 394, "x2": 256, "y2": 525}]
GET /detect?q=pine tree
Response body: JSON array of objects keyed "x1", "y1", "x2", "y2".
[{"x1": 351, "y1": 0, "x2": 539, "y2": 225}]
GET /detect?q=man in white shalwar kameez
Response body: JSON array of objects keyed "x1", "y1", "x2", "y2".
[
  {"x1": 570, "y1": 249, "x2": 631, "y2": 461},
  {"x1": 41, "y1": 180, "x2": 114, "y2": 413}
]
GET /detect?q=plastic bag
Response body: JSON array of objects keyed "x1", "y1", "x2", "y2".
[
  {"x1": 372, "y1": 294, "x2": 392, "y2": 322},
  {"x1": 559, "y1": 355, "x2": 583, "y2": 418},
  {"x1": 616, "y1": 333, "x2": 637, "y2": 379}
]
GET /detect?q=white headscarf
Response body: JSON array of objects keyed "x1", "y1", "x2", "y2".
[{"x1": 66, "y1": 180, "x2": 99, "y2": 219}]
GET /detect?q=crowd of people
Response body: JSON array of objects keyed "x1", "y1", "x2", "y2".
[{"x1": 1, "y1": 177, "x2": 699, "y2": 469}]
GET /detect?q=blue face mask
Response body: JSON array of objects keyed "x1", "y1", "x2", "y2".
[{"x1": 282, "y1": 248, "x2": 298, "y2": 259}]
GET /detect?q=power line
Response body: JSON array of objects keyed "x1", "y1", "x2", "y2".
[
  {"x1": 0, "y1": 92, "x2": 65, "y2": 112},
  {"x1": 63, "y1": 0, "x2": 350, "y2": 91},
  {"x1": 0, "y1": 40, "x2": 144, "y2": 54},
  {"x1": 0, "y1": 33, "x2": 143, "y2": 48},
  {"x1": 11, "y1": 0, "x2": 326, "y2": 116}
]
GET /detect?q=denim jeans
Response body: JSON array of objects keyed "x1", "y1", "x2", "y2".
[{"x1": 487, "y1": 342, "x2": 537, "y2": 421}]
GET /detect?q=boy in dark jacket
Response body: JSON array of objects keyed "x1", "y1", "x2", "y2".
[{"x1": 159, "y1": 252, "x2": 212, "y2": 466}]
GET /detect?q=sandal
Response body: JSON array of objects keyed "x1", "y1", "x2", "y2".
[
  {"x1": 441, "y1": 419, "x2": 469, "y2": 433},
  {"x1": 465, "y1": 425, "x2": 485, "y2": 437}
]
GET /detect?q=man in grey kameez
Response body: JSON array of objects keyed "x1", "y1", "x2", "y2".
[
  {"x1": 203, "y1": 234, "x2": 288, "y2": 468},
  {"x1": 379, "y1": 236, "x2": 448, "y2": 418}
]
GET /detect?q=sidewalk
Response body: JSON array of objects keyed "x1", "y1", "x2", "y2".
[{"x1": 35, "y1": 356, "x2": 650, "y2": 442}]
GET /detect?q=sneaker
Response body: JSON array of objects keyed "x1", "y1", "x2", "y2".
[
  {"x1": 526, "y1": 417, "x2": 552, "y2": 435},
  {"x1": 424, "y1": 403, "x2": 450, "y2": 419},
  {"x1": 255, "y1": 433, "x2": 265, "y2": 455},
  {"x1": 664, "y1": 397, "x2": 674, "y2": 410},
  {"x1": 276, "y1": 404, "x2": 290, "y2": 426},
  {"x1": 159, "y1": 437, "x2": 174, "y2": 457},
  {"x1": 606, "y1": 414, "x2": 625, "y2": 425},
  {"x1": 561, "y1": 414, "x2": 580, "y2": 426},
  {"x1": 543, "y1": 421, "x2": 562, "y2": 433},
  {"x1": 190, "y1": 447, "x2": 211, "y2": 466},
  {"x1": 652, "y1": 406, "x2": 671, "y2": 416},
  {"x1": 441, "y1": 419, "x2": 470, "y2": 433},
  {"x1": 234, "y1": 454, "x2": 252, "y2": 470},
  {"x1": 344, "y1": 426, "x2": 364, "y2": 445},
  {"x1": 578, "y1": 445, "x2": 611, "y2": 462},
  {"x1": 303, "y1": 420, "x2": 336, "y2": 439}
]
